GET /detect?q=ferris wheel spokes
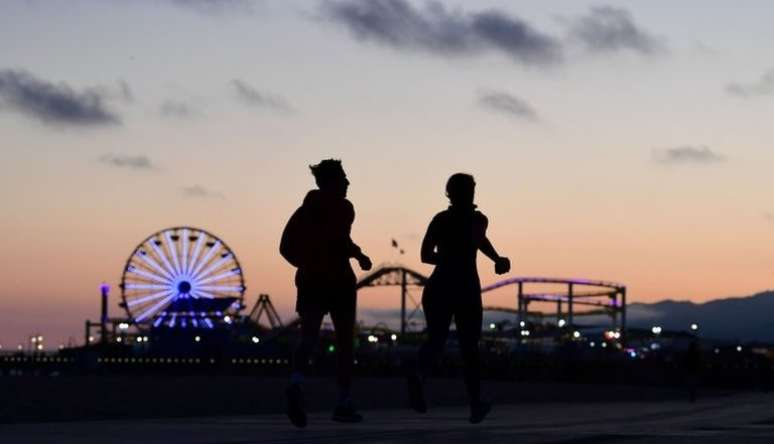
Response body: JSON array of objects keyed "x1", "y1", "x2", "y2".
[
  {"x1": 189, "y1": 240, "x2": 221, "y2": 280},
  {"x1": 134, "y1": 293, "x2": 177, "y2": 322},
  {"x1": 163, "y1": 230, "x2": 182, "y2": 276}
]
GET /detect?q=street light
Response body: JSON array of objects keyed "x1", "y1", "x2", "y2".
[
  {"x1": 651, "y1": 326, "x2": 662, "y2": 335},
  {"x1": 690, "y1": 323, "x2": 698, "y2": 332}
]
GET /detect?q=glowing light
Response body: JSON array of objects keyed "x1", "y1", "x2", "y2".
[
  {"x1": 116, "y1": 337, "x2": 122, "y2": 343},
  {"x1": 327, "y1": 344, "x2": 335, "y2": 352},
  {"x1": 489, "y1": 323, "x2": 496, "y2": 330},
  {"x1": 391, "y1": 334, "x2": 398, "y2": 341},
  {"x1": 651, "y1": 326, "x2": 662, "y2": 335},
  {"x1": 690, "y1": 323, "x2": 699, "y2": 331},
  {"x1": 601, "y1": 342, "x2": 608, "y2": 348},
  {"x1": 251, "y1": 336, "x2": 260, "y2": 344},
  {"x1": 589, "y1": 342, "x2": 595, "y2": 347},
  {"x1": 223, "y1": 315, "x2": 232, "y2": 324},
  {"x1": 519, "y1": 321, "x2": 526, "y2": 328},
  {"x1": 558, "y1": 319, "x2": 566, "y2": 328},
  {"x1": 118, "y1": 322, "x2": 129, "y2": 330},
  {"x1": 194, "y1": 336, "x2": 201, "y2": 342},
  {"x1": 736, "y1": 345, "x2": 743, "y2": 352},
  {"x1": 88, "y1": 336, "x2": 94, "y2": 343},
  {"x1": 573, "y1": 331, "x2": 581, "y2": 339}
]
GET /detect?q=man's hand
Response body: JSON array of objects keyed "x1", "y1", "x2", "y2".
[
  {"x1": 494, "y1": 256, "x2": 510, "y2": 275},
  {"x1": 357, "y1": 254, "x2": 373, "y2": 271}
]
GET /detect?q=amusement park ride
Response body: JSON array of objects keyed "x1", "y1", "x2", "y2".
[{"x1": 84, "y1": 226, "x2": 628, "y2": 350}]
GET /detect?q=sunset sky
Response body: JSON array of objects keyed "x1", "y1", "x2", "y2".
[{"x1": 2, "y1": 0, "x2": 774, "y2": 348}]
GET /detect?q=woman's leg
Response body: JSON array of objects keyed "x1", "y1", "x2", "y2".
[{"x1": 454, "y1": 301, "x2": 483, "y2": 402}]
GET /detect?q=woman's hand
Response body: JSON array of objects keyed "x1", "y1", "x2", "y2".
[
  {"x1": 494, "y1": 256, "x2": 511, "y2": 275},
  {"x1": 357, "y1": 253, "x2": 373, "y2": 271}
]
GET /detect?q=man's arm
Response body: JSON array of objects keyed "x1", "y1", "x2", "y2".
[
  {"x1": 279, "y1": 207, "x2": 305, "y2": 268},
  {"x1": 345, "y1": 201, "x2": 372, "y2": 270},
  {"x1": 420, "y1": 217, "x2": 439, "y2": 265}
]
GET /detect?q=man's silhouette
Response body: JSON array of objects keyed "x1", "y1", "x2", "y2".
[
  {"x1": 280, "y1": 159, "x2": 372, "y2": 428},
  {"x1": 408, "y1": 173, "x2": 510, "y2": 424}
]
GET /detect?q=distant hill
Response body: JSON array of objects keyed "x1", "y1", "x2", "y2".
[
  {"x1": 625, "y1": 290, "x2": 774, "y2": 342},
  {"x1": 364, "y1": 290, "x2": 774, "y2": 343}
]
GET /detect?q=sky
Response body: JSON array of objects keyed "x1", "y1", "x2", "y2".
[{"x1": 1, "y1": 0, "x2": 774, "y2": 349}]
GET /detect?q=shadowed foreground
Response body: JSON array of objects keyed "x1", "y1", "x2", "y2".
[{"x1": 4, "y1": 391, "x2": 774, "y2": 443}]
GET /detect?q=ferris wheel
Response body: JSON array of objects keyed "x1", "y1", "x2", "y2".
[{"x1": 120, "y1": 227, "x2": 246, "y2": 329}]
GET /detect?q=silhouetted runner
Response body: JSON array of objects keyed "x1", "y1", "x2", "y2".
[
  {"x1": 280, "y1": 159, "x2": 372, "y2": 428},
  {"x1": 408, "y1": 173, "x2": 510, "y2": 424}
]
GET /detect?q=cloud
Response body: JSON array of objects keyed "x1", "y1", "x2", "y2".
[
  {"x1": 564, "y1": 6, "x2": 666, "y2": 55},
  {"x1": 726, "y1": 69, "x2": 774, "y2": 98},
  {"x1": 181, "y1": 185, "x2": 225, "y2": 199},
  {"x1": 652, "y1": 146, "x2": 726, "y2": 165},
  {"x1": 98, "y1": 154, "x2": 155, "y2": 170},
  {"x1": 160, "y1": 100, "x2": 196, "y2": 118},
  {"x1": 231, "y1": 79, "x2": 293, "y2": 112},
  {"x1": 167, "y1": 0, "x2": 254, "y2": 14},
  {"x1": 0, "y1": 69, "x2": 120, "y2": 126},
  {"x1": 477, "y1": 90, "x2": 538, "y2": 121},
  {"x1": 321, "y1": 0, "x2": 562, "y2": 66}
]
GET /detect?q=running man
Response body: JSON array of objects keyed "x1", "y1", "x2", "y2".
[
  {"x1": 280, "y1": 159, "x2": 372, "y2": 428},
  {"x1": 408, "y1": 173, "x2": 510, "y2": 424}
]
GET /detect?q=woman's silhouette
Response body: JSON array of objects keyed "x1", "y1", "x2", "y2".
[{"x1": 409, "y1": 173, "x2": 510, "y2": 423}]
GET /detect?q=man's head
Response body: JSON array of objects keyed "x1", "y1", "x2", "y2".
[
  {"x1": 446, "y1": 173, "x2": 475, "y2": 207},
  {"x1": 310, "y1": 159, "x2": 349, "y2": 198}
]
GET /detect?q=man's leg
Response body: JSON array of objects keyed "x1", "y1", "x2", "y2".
[
  {"x1": 329, "y1": 303, "x2": 355, "y2": 403},
  {"x1": 286, "y1": 310, "x2": 325, "y2": 428},
  {"x1": 291, "y1": 310, "x2": 325, "y2": 383},
  {"x1": 329, "y1": 295, "x2": 363, "y2": 422}
]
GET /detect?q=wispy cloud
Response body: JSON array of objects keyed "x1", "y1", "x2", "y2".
[
  {"x1": 232, "y1": 79, "x2": 293, "y2": 113},
  {"x1": 564, "y1": 6, "x2": 666, "y2": 56},
  {"x1": 652, "y1": 146, "x2": 726, "y2": 165},
  {"x1": 0, "y1": 69, "x2": 120, "y2": 126},
  {"x1": 726, "y1": 69, "x2": 774, "y2": 98},
  {"x1": 160, "y1": 100, "x2": 196, "y2": 119},
  {"x1": 181, "y1": 185, "x2": 225, "y2": 199},
  {"x1": 321, "y1": 0, "x2": 562, "y2": 66},
  {"x1": 98, "y1": 154, "x2": 155, "y2": 170},
  {"x1": 167, "y1": 0, "x2": 254, "y2": 15},
  {"x1": 477, "y1": 90, "x2": 538, "y2": 122}
]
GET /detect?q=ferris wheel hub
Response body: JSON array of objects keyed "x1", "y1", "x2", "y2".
[{"x1": 177, "y1": 281, "x2": 192, "y2": 294}]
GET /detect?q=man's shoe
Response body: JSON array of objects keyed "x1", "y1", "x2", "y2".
[
  {"x1": 286, "y1": 384, "x2": 307, "y2": 428},
  {"x1": 407, "y1": 373, "x2": 427, "y2": 413},
  {"x1": 332, "y1": 401, "x2": 363, "y2": 423},
  {"x1": 469, "y1": 401, "x2": 491, "y2": 424}
]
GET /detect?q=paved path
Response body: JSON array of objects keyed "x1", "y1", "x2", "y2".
[{"x1": 3, "y1": 393, "x2": 774, "y2": 443}]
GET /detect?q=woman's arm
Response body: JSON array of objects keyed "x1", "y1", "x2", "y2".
[{"x1": 479, "y1": 236, "x2": 500, "y2": 262}]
